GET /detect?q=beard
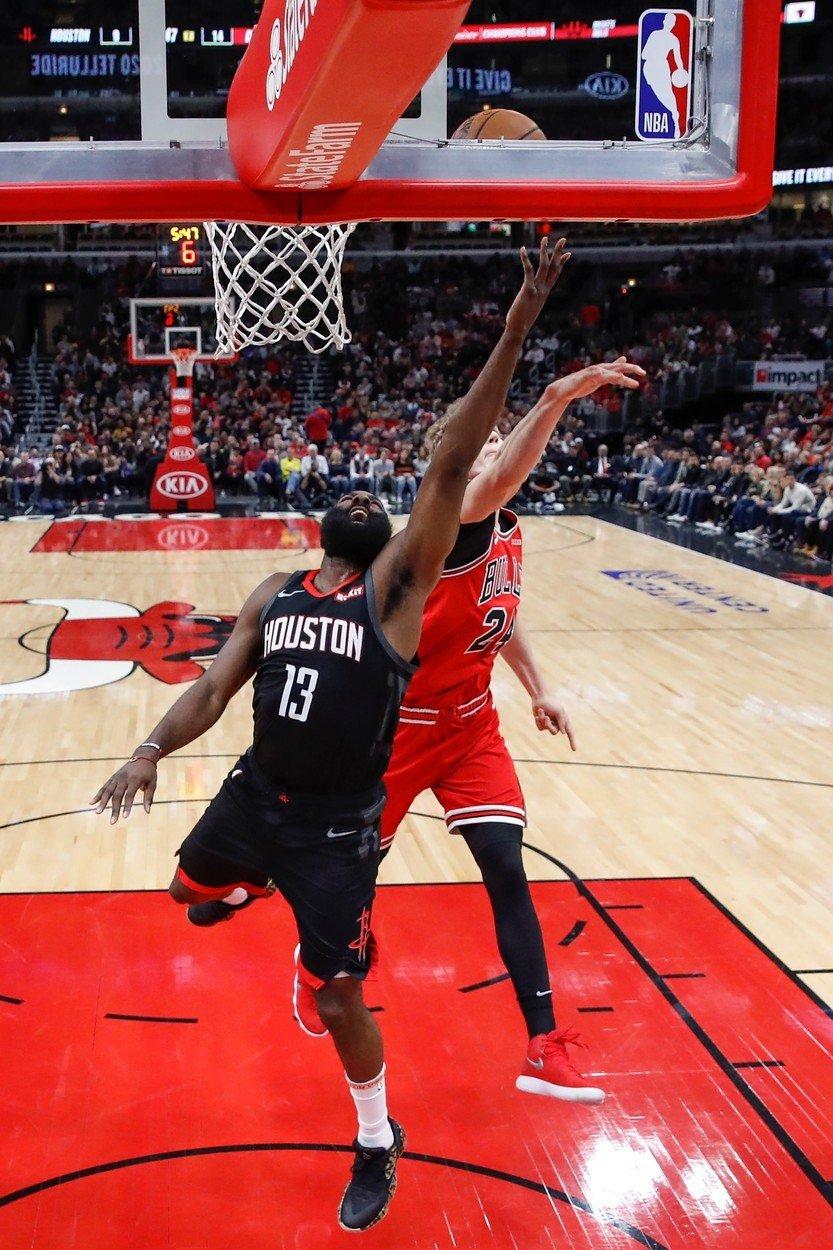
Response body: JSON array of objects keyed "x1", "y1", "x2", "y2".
[{"x1": 319, "y1": 505, "x2": 392, "y2": 567}]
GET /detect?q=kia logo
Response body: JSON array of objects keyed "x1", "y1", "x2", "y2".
[
  {"x1": 158, "y1": 524, "x2": 210, "y2": 550},
  {"x1": 172, "y1": 403, "x2": 191, "y2": 418},
  {"x1": 172, "y1": 424, "x2": 191, "y2": 436},
  {"x1": 583, "y1": 71, "x2": 629, "y2": 100},
  {"x1": 157, "y1": 471, "x2": 208, "y2": 499},
  {"x1": 169, "y1": 445, "x2": 196, "y2": 462}
]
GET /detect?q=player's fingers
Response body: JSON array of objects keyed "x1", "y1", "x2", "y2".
[
  {"x1": 122, "y1": 781, "x2": 141, "y2": 820},
  {"x1": 93, "y1": 781, "x2": 116, "y2": 813},
  {"x1": 563, "y1": 719, "x2": 578, "y2": 751},
  {"x1": 143, "y1": 776, "x2": 157, "y2": 814},
  {"x1": 109, "y1": 782, "x2": 128, "y2": 825},
  {"x1": 519, "y1": 246, "x2": 534, "y2": 280}
]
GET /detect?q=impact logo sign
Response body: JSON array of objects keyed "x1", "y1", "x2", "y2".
[
  {"x1": 583, "y1": 71, "x2": 629, "y2": 100},
  {"x1": 635, "y1": 9, "x2": 693, "y2": 141},
  {"x1": 603, "y1": 569, "x2": 767, "y2": 615}
]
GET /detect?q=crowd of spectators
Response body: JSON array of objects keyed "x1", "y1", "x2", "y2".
[{"x1": 0, "y1": 248, "x2": 831, "y2": 562}]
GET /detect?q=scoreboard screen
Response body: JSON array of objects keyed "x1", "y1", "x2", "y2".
[{"x1": 157, "y1": 224, "x2": 207, "y2": 291}]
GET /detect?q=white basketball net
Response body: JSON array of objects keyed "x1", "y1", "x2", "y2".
[{"x1": 204, "y1": 221, "x2": 356, "y2": 356}]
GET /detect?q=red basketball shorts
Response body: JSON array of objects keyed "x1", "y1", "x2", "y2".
[{"x1": 381, "y1": 698, "x2": 526, "y2": 850}]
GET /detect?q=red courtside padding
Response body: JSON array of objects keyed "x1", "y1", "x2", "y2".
[
  {"x1": 227, "y1": 0, "x2": 471, "y2": 193},
  {"x1": 1, "y1": 881, "x2": 832, "y2": 1247}
]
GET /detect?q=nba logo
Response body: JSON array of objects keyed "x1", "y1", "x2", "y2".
[{"x1": 635, "y1": 9, "x2": 694, "y2": 142}]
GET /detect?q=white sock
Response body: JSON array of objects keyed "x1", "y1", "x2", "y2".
[
  {"x1": 347, "y1": 1065, "x2": 394, "y2": 1150},
  {"x1": 221, "y1": 888, "x2": 249, "y2": 907}
]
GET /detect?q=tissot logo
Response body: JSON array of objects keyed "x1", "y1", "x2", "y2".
[
  {"x1": 168, "y1": 445, "x2": 196, "y2": 462},
  {"x1": 156, "y1": 471, "x2": 207, "y2": 499}
]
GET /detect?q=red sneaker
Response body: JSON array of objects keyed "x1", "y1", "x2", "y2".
[
  {"x1": 293, "y1": 945, "x2": 328, "y2": 1038},
  {"x1": 515, "y1": 1029, "x2": 605, "y2": 1104}
]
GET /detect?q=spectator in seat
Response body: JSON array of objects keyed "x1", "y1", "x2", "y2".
[
  {"x1": 524, "y1": 461, "x2": 562, "y2": 513},
  {"x1": 372, "y1": 447, "x2": 396, "y2": 504},
  {"x1": 299, "y1": 442, "x2": 331, "y2": 510},
  {"x1": 639, "y1": 450, "x2": 680, "y2": 510},
  {"x1": 588, "y1": 443, "x2": 616, "y2": 503},
  {"x1": 695, "y1": 460, "x2": 749, "y2": 532},
  {"x1": 619, "y1": 443, "x2": 663, "y2": 507},
  {"x1": 37, "y1": 457, "x2": 67, "y2": 515},
  {"x1": 280, "y1": 445, "x2": 302, "y2": 503},
  {"x1": 256, "y1": 448, "x2": 285, "y2": 509},
  {"x1": 393, "y1": 445, "x2": 418, "y2": 513},
  {"x1": 349, "y1": 445, "x2": 374, "y2": 492},
  {"x1": 798, "y1": 479, "x2": 833, "y2": 560},
  {"x1": 12, "y1": 450, "x2": 37, "y2": 508},
  {"x1": 243, "y1": 436, "x2": 267, "y2": 494},
  {"x1": 327, "y1": 447, "x2": 349, "y2": 499},
  {"x1": 766, "y1": 470, "x2": 816, "y2": 549}
]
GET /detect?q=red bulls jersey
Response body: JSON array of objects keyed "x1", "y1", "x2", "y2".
[{"x1": 402, "y1": 509, "x2": 521, "y2": 718}]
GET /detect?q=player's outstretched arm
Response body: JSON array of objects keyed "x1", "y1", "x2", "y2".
[
  {"x1": 501, "y1": 616, "x2": 576, "y2": 750},
  {"x1": 462, "y1": 357, "x2": 646, "y2": 523},
  {"x1": 372, "y1": 241, "x2": 568, "y2": 655},
  {"x1": 90, "y1": 573, "x2": 286, "y2": 824}
]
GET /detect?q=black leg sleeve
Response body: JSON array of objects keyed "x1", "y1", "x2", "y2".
[{"x1": 462, "y1": 822, "x2": 556, "y2": 1039}]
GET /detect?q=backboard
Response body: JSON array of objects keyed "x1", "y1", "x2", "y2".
[
  {"x1": 128, "y1": 298, "x2": 237, "y2": 365},
  {"x1": 0, "y1": 1, "x2": 783, "y2": 224}
]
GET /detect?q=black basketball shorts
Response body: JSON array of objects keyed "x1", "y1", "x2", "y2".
[{"x1": 176, "y1": 751, "x2": 385, "y2": 985}]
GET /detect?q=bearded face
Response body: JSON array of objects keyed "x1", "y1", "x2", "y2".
[{"x1": 319, "y1": 495, "x2": 392, "y2": 567}]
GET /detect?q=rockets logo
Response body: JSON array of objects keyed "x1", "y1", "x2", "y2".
[{"x1": 0, "y1": 598, "x2": 235, "y2": 696}]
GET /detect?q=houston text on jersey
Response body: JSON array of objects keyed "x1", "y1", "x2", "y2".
[{"x1": 262, "y1": 614, "x2": 365, "y2": 662}]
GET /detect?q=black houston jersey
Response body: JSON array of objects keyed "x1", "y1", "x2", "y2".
[{"x1": 252, "y1": 567, "x2": 417, "y2": 796}]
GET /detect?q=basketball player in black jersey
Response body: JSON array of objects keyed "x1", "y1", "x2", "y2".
[{"x1": 91, "y1": 239, "x2": 567, "y2": 1233}]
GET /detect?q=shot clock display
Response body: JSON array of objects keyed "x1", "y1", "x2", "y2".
[{"x1": 157, "y1": 224, "x2": 207, "y2": 292}]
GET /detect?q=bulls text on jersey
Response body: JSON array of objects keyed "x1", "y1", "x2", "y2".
[
  {"x1": 262, "y1": 613, "x2": 365, "y2": 663},
  {"x1": 478, "y1": 553, "x2": 522, "y2": 606}
]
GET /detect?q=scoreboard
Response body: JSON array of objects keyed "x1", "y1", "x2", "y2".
[{"x1": 157, "y1": 223, "x2": 207, "y2": 291}]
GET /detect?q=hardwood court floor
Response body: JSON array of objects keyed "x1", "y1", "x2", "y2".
[{"x1": 0, "y1": 512, "x2": 831, "y2": 1247}]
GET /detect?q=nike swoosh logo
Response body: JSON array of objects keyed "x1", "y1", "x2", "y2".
[
  {"x1": 535, "y1": 989, "x2": 552, "y2": 997},
  {"x1": 526, "y1": 1057, "x2": 544, "y2": 1069},
  {"x1": 277, "y1": 589, "x2": 305, "y2": 598},
  {"x1": 326, "y1": 827, "x2": 358, "y2": 838}
]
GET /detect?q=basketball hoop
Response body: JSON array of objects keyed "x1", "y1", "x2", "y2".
[
  {"x1": 170, "y1": 346, "x2": 199, "y2": 379},
  {"x1": 204, "y1": 222, "x2": 357, "y2": 356}
]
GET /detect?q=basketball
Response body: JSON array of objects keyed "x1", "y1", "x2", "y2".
[
  {"x1": 452, "y1": 108, "x2": 546, "y2": 141},
  {"x1": 671, "y1": 68, "x2": 690, "y2": 88}
]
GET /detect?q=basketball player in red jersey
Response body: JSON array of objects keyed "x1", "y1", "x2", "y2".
[
  {"x1": 91, "y1": 241, "x2": 567, "y2": 1233},
  {"x1": 379, "y1": 352, "x2": 644, "y2": 1107}
]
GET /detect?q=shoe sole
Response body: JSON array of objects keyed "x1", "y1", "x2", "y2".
[
  {"x1": 186, "y1": 906, "x2": 236, "y2": 928},
  {"x1": 337, "y1": 1124, "x2": 407, "y2": 1233},
  {"x1": 292, "y1": 944, "x2": 328, "y2": 1038},
  {"x1": 515, "y1": 1074, "x2": 606, "y2": 1104}
]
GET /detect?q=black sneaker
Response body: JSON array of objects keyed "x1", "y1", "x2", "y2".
[
  {"x1": 338, "y1": 1118, "x2": 406, "y2": 1233},
  {"x1": 186, "y1": 893, "x2": 259, "y2": 927}
]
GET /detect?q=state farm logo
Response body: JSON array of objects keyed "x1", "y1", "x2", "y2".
[
  {"x1": 158, "y1": 524, "x2": 210, "y2": 551},
  {"x1": 156, "y1": 471, "x2": 208, "y2": 499},
  {"x1": 169, "y1": 445, "x2": 196, "y2": 462},
  {"x1": 172, "y1": 424, "x2": 191, "y2": 436},
  {"x1": 266, "y1": 0, "x2": 318, "y2": 111}
]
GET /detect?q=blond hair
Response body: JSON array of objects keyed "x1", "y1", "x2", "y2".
[{"x1": 425, "y1": 401, "x2": 463, "y2": 459}]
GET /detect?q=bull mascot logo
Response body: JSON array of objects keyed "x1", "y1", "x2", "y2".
[{"x1": 0, "y1": 599, "x2": 236, "y2": 695}]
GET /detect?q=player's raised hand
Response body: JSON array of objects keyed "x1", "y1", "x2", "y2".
[
  {"x1": 91, "y1": 758, "x2": 158, "y2": 824},
  {"x1": 551, "y1": 357, "x2": 646, "y2": 402},
  {"x1": 505, "y1": 237, "x2": 571, "y2": 339}
]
